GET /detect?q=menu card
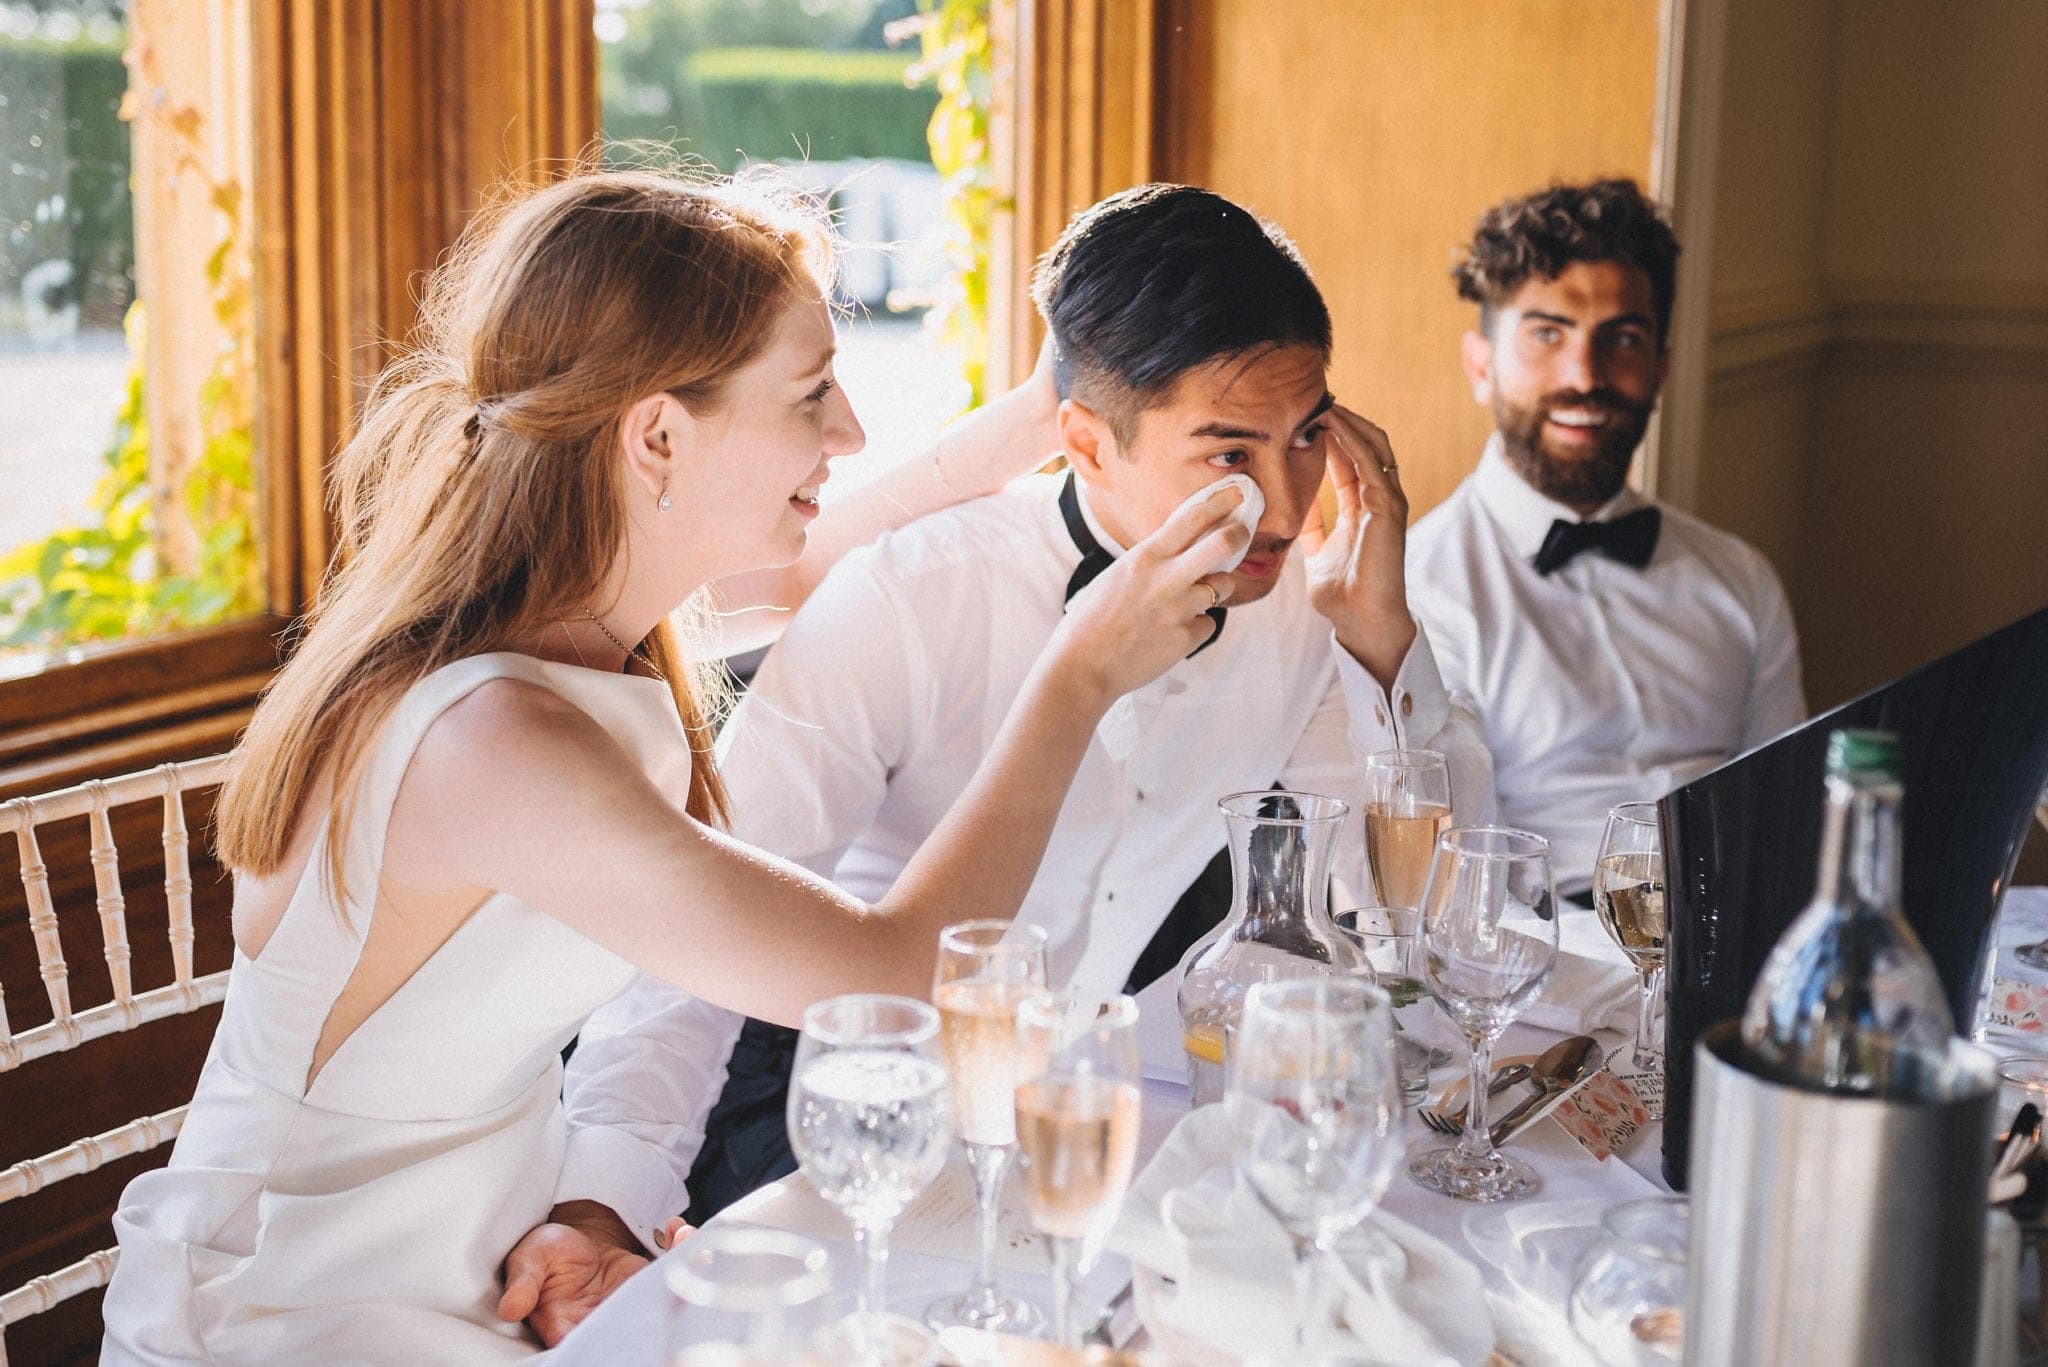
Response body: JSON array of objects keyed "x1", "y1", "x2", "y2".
[{"x1": 1553, "y1": 1069, "x2": 1654, "y2": 1161}]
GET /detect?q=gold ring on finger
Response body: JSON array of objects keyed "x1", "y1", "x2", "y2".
[{"x1": 1205, "y1": 582, "x2": 1223, "y2": 611}]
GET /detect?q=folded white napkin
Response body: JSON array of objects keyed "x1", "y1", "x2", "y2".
[
  {"x1": 1108, "y1": 1106, "x2": 1497, "y2": 1365},
  {"x1": 1518, "y1": 948, "x2": 1637, "y2": 1036}
]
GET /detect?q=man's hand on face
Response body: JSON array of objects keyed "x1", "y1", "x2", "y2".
[
  {"x1": 497, "y1": 1201, "x2": 691, "y2": 1347},
  {"x1": 1301, "y1": 404, "x2": 1417, "y2": 690}
]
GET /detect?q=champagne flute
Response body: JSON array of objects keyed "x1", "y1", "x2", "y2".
[
  {"x1": 1595, "y1": 802, "x2": 1667, "y2": 1072},
  {"x1": 925, "y1": 921, "x2": 1049, "y2": 1335},
  {"x1": 1408, "y1": 826, "x2": 1559, "y2": 1202},
  {"x1": 1229, "y1": 976, "x2": 1405, "y2": 1356},
  {"x1": 1013, "y1": 992, "x2": 1143, "y2": 1347},
  {"x1": 786, "y1": 995, "x2": 952, "y2": 1323},
  {"x1": 1364, "y1": 748, "x2": 1454, "y2": 911}
]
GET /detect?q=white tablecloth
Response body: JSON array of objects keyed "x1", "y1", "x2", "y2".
[{"x1": 552, "y1": 888, "x2": 2048, "y2": 1365}]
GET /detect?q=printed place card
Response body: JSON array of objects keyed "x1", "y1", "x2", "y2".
[
  {"x1": 1610, "y1": 1058, "x2": 1665, "y2": 1121},
  {"x1": 1554, "y1": 1069, "x2": 1653, "y2": 1161},
  {"x1": 1988, "y1": 978, "x2": 2048, "y2": 1035}
]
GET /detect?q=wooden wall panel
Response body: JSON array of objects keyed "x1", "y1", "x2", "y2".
[
  {"x1": 1681, "y1": 0, "x2": 2048, "y2": 709},
  {"x1": 1155, "y1": 1, "x2": 1662, "y2": 517}
]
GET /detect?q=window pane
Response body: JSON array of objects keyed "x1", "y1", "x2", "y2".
[
  {"x1": 0, "y1": 0, "x2": 262, "y2": 677},
  {"x1": 597, "y1": 0, "x2": 981, "y2": 498}
]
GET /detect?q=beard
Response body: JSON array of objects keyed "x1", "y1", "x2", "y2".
[{"x1": 1495, "y1": 387, "x2": 1655, "y2": 510}]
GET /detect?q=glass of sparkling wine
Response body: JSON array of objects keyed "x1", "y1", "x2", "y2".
[
  {"x1": 787, "y1": 995, "x2": 952, "y2": 1328},
  {"x1": 1595, "y1": 802, "x2": 1667, "y2": 1072},
  {"x1": 1229, "y1": 977, "x2": 1405, "y2": 1355},
  {"x1": 1364, "y1": 748, "x2": 1454, "y2": 911},
  {"x1": 1013, "y1": 992, "x2": 1144, "y2": 1347},
  {"x1": 926, "y1": 921, "x2": 1049, "y2": 1335},
  {"x1": 1409, "y1": 827, "x2": 1558, "y2": 1203}
]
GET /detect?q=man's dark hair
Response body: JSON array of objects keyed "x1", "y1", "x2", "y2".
[
  {"x1": 1452, "y1": 179, "x2": 1681, "y2": 341},
  {"x1": 1030, "y1": 184, "x2": 1331, "y2": 445}
]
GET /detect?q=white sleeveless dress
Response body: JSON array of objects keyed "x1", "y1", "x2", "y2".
[{"x1": 101, "y1": 653, "x2": 693, "y2": 1365}]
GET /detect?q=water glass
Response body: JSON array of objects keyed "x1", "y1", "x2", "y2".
[
  {"x1": 1567, "y1": 1197, "x2": 1688, "y2": 1365},
  {"x1": 787, "y1": 995, "x2": 952, "y2": 1320},
  {"x1": 1996, "y1": 1054, "x2": 2048, "y2": 1115},
  {"x1": 926, "y1": 921, "x2": 1048, "y2": 1335},
  {"x1": 1013, "y1": 992, "x2": 1143, "y2": 1347},
  {"x1": 663, "y1": 1228, "x2": 831, "y2": 1366},
  {"x1": 1229, "y1": 976, "x2": 1405, "y2": 1355},
  {"x1": 1337, "y1": 903, "x2": 1451, "y2": 1088},
  {"x1": 1595, "y1": 802, "x2": 1667, "y2": 1072},
  {"x1": 1363, "y1": 748, "x2": 1454, "y2": 911},
  {"x1": 1408, "y1": 826, "x2": 1559, "y2": 1202}
]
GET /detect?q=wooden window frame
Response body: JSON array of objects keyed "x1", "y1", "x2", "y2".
[
  {"x1": 0, "y1": 0, "x2": 596, "y2": 800},
  {"x1": 1, "y1": 0, "x2": 1160, "y2": 795},
  {"x1": 994, "y1": 0, "x2": 1168, "y2": 388}
]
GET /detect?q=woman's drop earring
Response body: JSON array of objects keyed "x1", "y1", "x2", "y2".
[{"x1": 657, "y1": 479, "x2": 672, "y2": 513}]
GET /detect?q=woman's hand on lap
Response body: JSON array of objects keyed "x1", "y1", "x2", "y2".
[{"x1": 496, "y1": 1201, "x2": 655, "y2": 1347}]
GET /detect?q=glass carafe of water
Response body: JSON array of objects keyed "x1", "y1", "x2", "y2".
[{"x1": 1175, "y1": 790, "x2": 1366, "y2": 1105}]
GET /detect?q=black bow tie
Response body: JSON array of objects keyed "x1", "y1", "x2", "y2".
[
  {"x1": 1533, "y1": 506, "x2": 1662, "y2": 576},
  {"x1": 1059, "y1": 473, "x2": 1225, "y2": 656}
]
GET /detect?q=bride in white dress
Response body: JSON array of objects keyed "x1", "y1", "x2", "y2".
[{"x1": 98, "y1": 168, "x2": 1248, "y2": 1365}]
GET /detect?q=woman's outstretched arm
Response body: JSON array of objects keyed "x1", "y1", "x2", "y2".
[{"x1": 385, "y1": 485, "x2": 1245, "y2": 1026}]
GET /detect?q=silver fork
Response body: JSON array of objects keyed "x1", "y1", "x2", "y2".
[
  {"x1": 1081, "y1": 1276, "x2": 1138, "y2": 1348},
  {"x1": 1417, "y1": 1062, "x2": 1531, "y2": 1135}
]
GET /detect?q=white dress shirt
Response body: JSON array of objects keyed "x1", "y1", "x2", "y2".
[
  {"x1": 554, "y1": 472, "x2": 1493, "y2": 1241},
  {"x1": 1407, "y1": 436, "x2": 1805, "y2": 893}
]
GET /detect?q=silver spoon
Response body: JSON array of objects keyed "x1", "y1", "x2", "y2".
[{"x1": 1489, "y1": 1035, "x2": 1605, "y2": 1147}]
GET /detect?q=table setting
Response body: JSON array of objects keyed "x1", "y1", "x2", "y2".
[{"x1": 550, "y1": 752, "x2": 2048, "y2": 1366}]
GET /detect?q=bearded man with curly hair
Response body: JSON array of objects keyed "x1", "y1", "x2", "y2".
[{"x1": 1408, "y1": 178, "x2": 1806, "y2": 898}]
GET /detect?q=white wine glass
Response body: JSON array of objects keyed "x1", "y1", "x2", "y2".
[
  {"x1": 1595, "y1": 802, "x2": 1667, "y2": 1072},
  {"x1": 1229, "y1": 976, "x2": 1405, "y2": 1356},
  {"x1": 926, "y1": 921, "x2": 1049, "y2": 1335},
  {"x1": 1013, "y1": 992, "x2": 1143, "y2": 1348},
  {"x1": 1363, "y1": 748, "x2": 1454, "y2": 911},
  {"x1": 1408, "y1": 826, "x2": 1559, "y2": 1203},
  {"x1": 786, "y1": 995, "x2": 952, "y2": 1322}
]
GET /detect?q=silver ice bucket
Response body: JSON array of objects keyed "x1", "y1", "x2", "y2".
[{"x1": 1683, "y1": 1019, "x2": 1998, "y2": 1367}]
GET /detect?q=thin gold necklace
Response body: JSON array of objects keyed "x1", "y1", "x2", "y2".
[{"x1": 582, "y1": 609, "x2": 669, "y2": 684}]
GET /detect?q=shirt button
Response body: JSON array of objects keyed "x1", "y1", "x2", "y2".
[
  {"x1": 1134, "y1": 790, "x2": 1145, "y2": 802},
  {"x1": 1401, "y1": 695, "x2": 1414, "y2": 718},
  {"x1": 1374, "y1": 706, "x2": 1388, "y2": 727},
  {"x1": 1105, "y1": 892, "x2": 1116, "y2": 904}
]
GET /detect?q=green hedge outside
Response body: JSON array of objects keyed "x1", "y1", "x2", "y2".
[
  {"x1": 605, "y1": 46, "x2": 937, "y2": 171},
  {"x1": 0, "y1": 33, "x2": 133, "y2": 330}
]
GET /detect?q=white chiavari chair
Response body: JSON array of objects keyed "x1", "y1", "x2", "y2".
[{"x1": 0, "y1": 755, "x2": 232, "y2": 1365}]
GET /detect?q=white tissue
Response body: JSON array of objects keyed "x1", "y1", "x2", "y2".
[{"x1": 1173, "y1": 472, "x2": 1264, "y2": 572}]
